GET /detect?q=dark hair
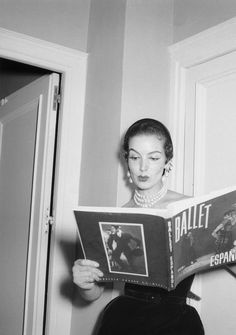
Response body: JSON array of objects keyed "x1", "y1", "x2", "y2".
[
  {"x1": 123, "y1": 118, "x2": 173, "y2": 162},
  {"x1": 224, "y1": 209, "x2": 236, "y2": 217},
  {"x1": 111, "y1": 225, "x2": 119, "y2": 230}
]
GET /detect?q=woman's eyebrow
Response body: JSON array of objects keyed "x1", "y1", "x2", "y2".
[
  {"x1": 148, "y1": 150, "x2": 162, "y2": 154},
  {"x1": 128, "y1": 148, "x2": 139, "y2": 154},
  {"x1": 128, "y1": 149, "x2": 162, "y2": 154}
]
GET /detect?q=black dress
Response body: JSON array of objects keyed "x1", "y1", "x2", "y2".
[{"x1": 96, "y1": 275, "x2": 204, "y2": 335}]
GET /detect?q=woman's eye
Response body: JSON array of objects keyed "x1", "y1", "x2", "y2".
[
  {"x1": 150, "y1": 157, "x2": 160, "y2": 161},
  {"x1": 129, "y1": 156, "x2": 139, "y2": 160}
]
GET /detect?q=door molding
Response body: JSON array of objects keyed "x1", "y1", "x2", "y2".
[
  {"x1": 168, "y1": 17, "x2": 236, "y2": 193},
  {"x1": 168, "y1": 16, "x2": 236, "y2": 315},
  {"x1": 0, "y1": 28, "x2": 87, "y2": 335}
]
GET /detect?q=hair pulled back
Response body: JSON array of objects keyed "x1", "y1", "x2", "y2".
[{"x1": 123, "y1": 118, "x2": 173, "y2": 162}]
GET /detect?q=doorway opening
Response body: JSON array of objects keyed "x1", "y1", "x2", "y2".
[
  {"x1": 0, "y1": 58, "x2": 52, "y2": 99},
  {"x1": 0, "y1": 27, "x2": 87, "y2": 335},
  {"x1": 0, "y1": 58, "x2": 62, "y2": 335}
]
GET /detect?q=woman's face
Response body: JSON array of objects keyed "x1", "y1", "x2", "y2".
[{"x1": 127, "y1": 134, "x2": 167, "y2": 192}]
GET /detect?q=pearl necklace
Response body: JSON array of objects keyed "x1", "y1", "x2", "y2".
[{"x1": 133, "y1": 183, "x2": 168, "y2": 208}]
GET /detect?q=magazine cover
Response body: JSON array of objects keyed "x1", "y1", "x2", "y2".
[
  {"x1": 74, "y1": 208, "x2": 171, "y2": 289},
  {"x1": 74, "y1": 186, "x2": 236, "y2": 290},
  {"x1": 171, "y1": 189, "x2": 236, "y2": 286}
]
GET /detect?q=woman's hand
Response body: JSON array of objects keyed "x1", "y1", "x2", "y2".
[{"x1": 72, "y1": 259, "x2": 104, "y2": 301}]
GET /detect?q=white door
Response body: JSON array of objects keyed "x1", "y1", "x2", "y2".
[
  {"x1": 184, "y1": 51, "x2": 236, "y2": 334},
  {"x1": 0, "y1": 73, "x2": 59, "y2": 335}
]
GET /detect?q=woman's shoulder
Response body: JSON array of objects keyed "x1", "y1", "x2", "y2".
[
  {"x1": 123, "y1": 198, "x2": 136, "y2": 208},
  {"x1": 166, "y1": 190, "x2": 190, "y2": 202},
  {"x1": 154, "y1": 190, "x2": 190, "y2": 209}
]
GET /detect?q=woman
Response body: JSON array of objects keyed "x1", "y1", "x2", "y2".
[{"x1": 73, "y1": 118, "x2": 204, "y2": 334}]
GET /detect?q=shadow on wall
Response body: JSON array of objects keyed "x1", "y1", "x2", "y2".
[
  {"x1": 117, "y1": 133, "x2": 134, "y2": 194},
  {"x1": 58, "y1": 236, "x2": 114, "y2": 335},
  {"x1": 58, "y1": 237, "x2": 90, "y2": 307}
]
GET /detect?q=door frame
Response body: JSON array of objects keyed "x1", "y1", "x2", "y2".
[
  {"x1": 168, "y1": 17, "x2": 236, "y2": 194},
  {"x1": 168, "y1": 17, "x2": 236, "y2": 314},
  {"x1": 0, "y1": 28, "x2": 87, "y2": 334}
]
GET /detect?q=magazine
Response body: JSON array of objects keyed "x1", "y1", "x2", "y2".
[{"x1": 74, "y1": 186, "x2": 236, "y2": 290}]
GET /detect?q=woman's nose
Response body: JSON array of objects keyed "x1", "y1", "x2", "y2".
[{"x1": 140, "y1": 158, "x2": 148, "y2": 172}]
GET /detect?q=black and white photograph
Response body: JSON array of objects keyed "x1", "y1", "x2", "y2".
[
  {"x1": 2, "y1": 1, "x2": 236, "y2": 335},
  {"x1": 99, "y1": 222, "x2": 148, "y2": 276}
]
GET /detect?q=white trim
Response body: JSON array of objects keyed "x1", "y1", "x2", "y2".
[
  {"x1": 168, "y1": 61, "x2": 187, "y2": 192},
  {"x1": 0, "y1": 28, "x2": 88, "y2": 335},
  {"x1": 193, "y1": 83, "x2": 207, "y2": 195},
  {"x1": 169, "y1": 17, "x2": 236, "y2": 68},
  {"x1": 168, "y1": 17, "x2": 236, "y2": 194},
  {"x1": 0, "y1": 122, "x2": 2, "y2": 162},
  {"x1": 168, "y1": 16, "x2": 236, "y2": 315}
]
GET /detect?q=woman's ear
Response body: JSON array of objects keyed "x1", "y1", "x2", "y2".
[
  {"x1": 165, "y1": 159, "x2": 173, "y2": 173},
  {"x1": 163, "y1": 159, "x2": 173, "y2": 181}
]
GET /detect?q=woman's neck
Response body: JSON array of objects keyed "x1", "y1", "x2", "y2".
[
  {"x1": 133, "y1": 182, "x2": 167, "y2": 208},
  {"x1": 136, "y1": 182, "x2": 163, "y2": 196}
]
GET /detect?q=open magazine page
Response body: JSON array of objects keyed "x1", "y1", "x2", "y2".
[
  {"x1": 170, "y1": 188, "x2": 236, "y2": 286},
  {"x1": 74, "y1": 207, "x2": 171, "y2": 289}
]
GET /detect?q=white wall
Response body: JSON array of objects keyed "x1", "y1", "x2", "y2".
[
  {"x1": 78, "y1": 0, "x2": 126, "y2": 208},
  {"x1": 117, "y1": 0, "x2": 174, "y2": 206},
  {"x1": 173, "y1": 0, "x2": 236, "y2": 42},
  {"x1": 0, "y1": 0, "x2": 91, "y2": 51},
  {"x1": 71, "y1": 1, "x2": 127, "y2": 334}
]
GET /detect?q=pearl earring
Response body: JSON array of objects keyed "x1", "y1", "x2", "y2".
[
  {"x1": 127, "y1": 170, "x2": 133, "y2": 183},
  {"x1": 162, "y1": 160, "x2": 173, "y2": 182}
]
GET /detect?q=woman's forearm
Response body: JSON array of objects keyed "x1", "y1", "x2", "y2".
[{"x1": 79, "y1": 283, "x2": 104, "y2": 302}]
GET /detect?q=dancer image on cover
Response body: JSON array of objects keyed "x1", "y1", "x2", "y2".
[
  {"x1": 107, "y1": 224, "x2": 143, "y2": 272},
  {"x1": 181, "y1": 232, "x2": 197, "y2": 268},
  {"x1": 212, "y1": 209, "x2": 236, "y2": 253}
]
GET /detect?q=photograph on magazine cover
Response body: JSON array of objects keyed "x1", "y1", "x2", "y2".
[
  {"x1": 99, "y1": 222, "x2": 148, "y2": 277},
  {"x1": 172, "y1": 190, "x2": 236, "y2": 283},
  {"x1": 74, "y1": 209, "x2": 170, "y2": 288}
]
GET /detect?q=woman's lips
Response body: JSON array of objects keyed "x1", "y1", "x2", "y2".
[{"x1": 138, "y1": 176, "x2": 149, "y2": 182}]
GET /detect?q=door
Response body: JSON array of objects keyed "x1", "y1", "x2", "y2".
[
  {"x1": 0, "y1": 73, "x2": 59, "y2": 335},
  {"x1": 184, "y1": 51, "x2": 236, "y2": 334}
]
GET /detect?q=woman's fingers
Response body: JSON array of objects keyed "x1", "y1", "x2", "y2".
[
  {"x1": 72, "y1": 259, "x2": 104, "y2": 289},
  {"x1": 74, "y1": 259, "x2": 99, "y2": 267},
  {"x1": 73, "y1": 270, "x2": 101, "y2": 283},
  {"x1": 73, "y1": 272, "x2": 96, "y2": 289},
  {"x1": 73, "y1": 259, "x2": 103, "y2": 276}
]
